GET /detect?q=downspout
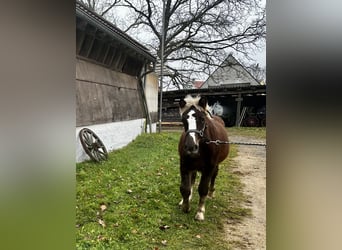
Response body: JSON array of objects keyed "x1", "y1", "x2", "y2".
[{"x1": 138, "y1": 63, "x2": 153, "y2": 133}]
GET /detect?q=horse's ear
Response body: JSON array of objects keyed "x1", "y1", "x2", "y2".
[
  {"x1": 179, "y1": 99, "x2": 186, "y2": 108},
  {"x1": 198, "y1": 96, "x2": 208, "y2": 109}
]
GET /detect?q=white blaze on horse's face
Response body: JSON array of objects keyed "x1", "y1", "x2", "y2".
[{"x1": 187, "y1": 109, "x2": 197, "y2": 143}]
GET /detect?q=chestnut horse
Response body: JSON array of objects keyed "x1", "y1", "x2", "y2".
[{"x1": 178, "y1": 95, "x2": 229, "y2": 220}]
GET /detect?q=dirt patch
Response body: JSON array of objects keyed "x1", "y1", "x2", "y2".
[{"x1": 225, "y1": 135, "x2": 266, "y2": 249}]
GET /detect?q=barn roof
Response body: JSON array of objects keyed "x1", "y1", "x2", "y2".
[
  {"x1": 161, "y1": 83, "x2": 266, "y2": 99},
  {"x1": 202, "y1": 54, "x2": 260, "y2": 88},
  {"x1": 76, "y1": 1, "x2": 156, "y2": 63}
]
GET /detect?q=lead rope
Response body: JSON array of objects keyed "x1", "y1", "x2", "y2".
[
  {"x1": 187, "y1": 122, "x2": 266, "y2": 147},
  {"x1": 205, "y1": 140, "x2": 266, "y2": 147}
]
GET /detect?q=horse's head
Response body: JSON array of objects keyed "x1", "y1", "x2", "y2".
[{"x1": 179, "y1": 95, "x2": 210, "y2": 157}]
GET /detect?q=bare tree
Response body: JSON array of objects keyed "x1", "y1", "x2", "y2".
[
  {"x1": 78, "y1": 0, "x2": 122, "y2": 19},
  {"x1": 78, "y1": 0, "x2": 266, "y2": 90}
]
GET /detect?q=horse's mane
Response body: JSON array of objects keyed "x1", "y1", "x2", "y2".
[{"x1": 179, "y1": 95, "x2": 212, "y2": 118}]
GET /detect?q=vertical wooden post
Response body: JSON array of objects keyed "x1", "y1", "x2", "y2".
[{"x1": 235, "y1": 94, "x2": 243, "y2": 127}]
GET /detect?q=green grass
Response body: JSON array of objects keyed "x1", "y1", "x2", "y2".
[
  {"x1": 228, "y1": 126, "x2": 266, "y2": 139},
  {"x1": 76, "y1": 130, "x2": 257, "y2": 249}
]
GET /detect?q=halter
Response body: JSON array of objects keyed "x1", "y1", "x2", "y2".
[{"x1": 185, "y1": 124, "x2": 206, "y2": 138}]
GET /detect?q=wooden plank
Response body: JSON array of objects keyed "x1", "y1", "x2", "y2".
[
  {"x1": 85, "y1": 35, "x2": 95, "y2": 58},
  {"x1": 102, "y1": 43, "x2": 111, "y2": 64},
  {"x1": 76, "y1": 30, "x2": 86, "y2": 55}
]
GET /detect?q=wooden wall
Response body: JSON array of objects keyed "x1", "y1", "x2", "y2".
[{"x1": 76, "y1": 58, "x2": 144, "y2": 127}]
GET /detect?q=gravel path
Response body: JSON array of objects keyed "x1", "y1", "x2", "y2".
[{"x1": 225, "y1": 135, "x2": 266, "y2": 249}]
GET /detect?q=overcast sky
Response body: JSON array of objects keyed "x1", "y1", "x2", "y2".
[{"x1": 252, "y1": 46, "x2": 266, "y2": 68}]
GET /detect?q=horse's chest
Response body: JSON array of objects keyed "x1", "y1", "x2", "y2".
[{"x1": 181, "y1": 156, "x2": 208, "y2": 171}]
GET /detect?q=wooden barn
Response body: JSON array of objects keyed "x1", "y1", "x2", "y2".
[
  {"x1": 160, "y1": 55, "x2": 266, "y2": 127},
  {"x1": 76, "y1": 2, "x2": 158, "y2": 162}
]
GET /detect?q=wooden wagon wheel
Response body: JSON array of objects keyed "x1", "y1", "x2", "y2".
[
  {"x1": 79, "y1": 128, "x2": 108, "y2": 162},
  {"x1": 243, "y1": 116, "x2": 260, "y2": 127}
]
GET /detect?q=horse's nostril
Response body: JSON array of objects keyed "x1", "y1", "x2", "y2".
[{"x1": 185, "y1": 144, "x2": 199, "y2": 154}]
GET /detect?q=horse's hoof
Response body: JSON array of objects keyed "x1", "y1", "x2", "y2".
[
  {"x1": 182, "y1": 204, "x2": 190, "y2": 213},
  {"x1": 195, "y1": 212, "x2": 204, "y2": 221},
  {"x1": 207, "y1": 191, "x2": 215, "y2": 199}
]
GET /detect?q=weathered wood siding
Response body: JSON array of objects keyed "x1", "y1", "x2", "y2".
[{"x1": 76, "y1": 58, "x2": 144, "y2": 126}]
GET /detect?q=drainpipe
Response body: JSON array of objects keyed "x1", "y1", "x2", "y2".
[{"x1": 139, "y1": 63, "x2": 153, "y2": 133}]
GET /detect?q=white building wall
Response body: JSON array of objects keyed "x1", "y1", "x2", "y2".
[
  {"x1": 76, "y1": 118, "x2": 155, "y2": 163},
  {"x1": 145, "y1": 73, "x2": 159, "y2": 113}
]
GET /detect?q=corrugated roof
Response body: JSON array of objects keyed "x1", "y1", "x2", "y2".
[
  {"x1": 162, "y1": 83, "x2": 266, "y2": 96},
  {"x1": 76, "y1": 1, "x2": 156, "y2": 62}
]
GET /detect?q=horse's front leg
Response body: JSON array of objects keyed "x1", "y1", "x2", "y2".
[
  {"x1": 208, "y1": 166, "x2": 218, "y2": 198},
  {"x1": 179, "y1": 170, "x2": 194, "y2": 213},
  {"x1": 195, "y1": 173, "x2": 212, "y2": 221}
]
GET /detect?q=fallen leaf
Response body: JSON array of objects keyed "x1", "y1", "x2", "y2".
[
  {"x1": 159, "y1": 225, "x2": 171, "y2": 230},
  {"x1": 100, "y1": 204, "x2": 107, "y2": 212},
  {"x1": 195, "y1": 234, "x2": 201, "y2": 239},
  {"x1": 175, "y1": 223, "x2": 189, "y2": 229},
  {"x1": 161, "y1": 240, "x2": 167, "y2": 246},
  {"x1": 97, "y1": 235, "x2": 106, "y2": 241},
  {"x1": 98, "y1": 219, "x2": 106, "y2": 228}
]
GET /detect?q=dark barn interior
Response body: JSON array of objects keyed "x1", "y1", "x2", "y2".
[{"x1": 160, "y1": 84, "x2": 266, "y2": 127}]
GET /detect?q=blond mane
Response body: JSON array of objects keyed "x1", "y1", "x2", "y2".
[{"x1": 179, "y1": 95, "x2": 211, "y2": 118}]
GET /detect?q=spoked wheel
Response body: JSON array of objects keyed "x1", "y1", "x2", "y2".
[
  {"x1": 79, "y1": 128, "x2": 108, "y2": 162},
  {"x1": 243, "y1": 116, "x2": 259, "y2": 127}
]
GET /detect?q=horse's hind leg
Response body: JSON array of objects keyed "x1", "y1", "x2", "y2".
[
  {"x1": 195, "y1": 174, "x2": 211, "y2": 221},
  {"x1": 208, "y1": 166, "x2": 218, "y2": 198}
]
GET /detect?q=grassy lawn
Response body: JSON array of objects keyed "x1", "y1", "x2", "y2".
[
  {"x1": 76, "y1": 129, "x2": 262, "y2": 249},
  {"x1": 227, "y1": 126, "x2": 266, "y2": 139}
]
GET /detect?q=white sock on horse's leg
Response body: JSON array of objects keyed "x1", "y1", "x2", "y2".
[{"x1": 195, "y1": 203, "x2": 205, "y2": 221}]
